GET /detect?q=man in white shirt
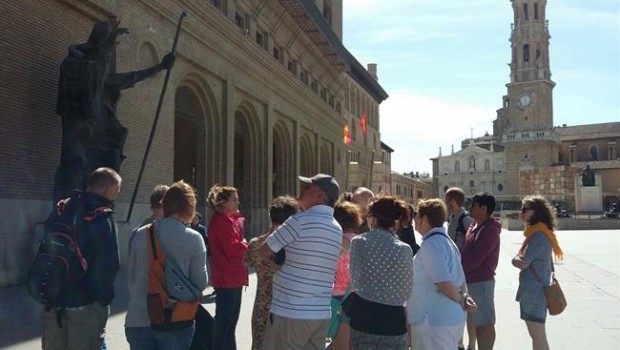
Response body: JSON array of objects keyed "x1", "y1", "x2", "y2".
[{"x1": 259, "y1": 174, "x2": 343, "y2": 350}]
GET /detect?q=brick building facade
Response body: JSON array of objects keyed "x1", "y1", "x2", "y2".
[{"x1": 0, "y1": 0, "x2": 387, "y2": 286}]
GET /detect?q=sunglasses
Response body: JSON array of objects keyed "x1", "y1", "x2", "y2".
[{"x1": 521, "y1": 207, "x2": 534, "y2": 213}]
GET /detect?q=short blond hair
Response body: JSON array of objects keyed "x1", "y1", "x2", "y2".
[
  {"x1": 417, "y1": 198, "x2": 448, "y2": 228},
  {"x1": 87, "y1": 167, "x2": 121, "y2": 191}
]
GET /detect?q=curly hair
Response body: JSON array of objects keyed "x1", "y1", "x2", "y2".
[
  {"x1": 207, "y1": 184, "x2": 238, "y2": 211},
  {"x1": 522, "y1": 195, "x2": 557, "y2": 230},
  {"x1": 334, "y1": 201, "x2": 363, "y2": 233},
  {"x1": 269, "y1": 195, "x2": 300, "y2": 224},
  {"x1": 367, "y1": 195, "x2": 408, "y2": 230}
]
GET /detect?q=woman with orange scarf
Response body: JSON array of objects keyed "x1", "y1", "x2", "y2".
[{"x1": 512, "y1": 196, "x2": 563, "y2": 350}]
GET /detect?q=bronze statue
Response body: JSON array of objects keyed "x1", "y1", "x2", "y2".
[
  {"x1": 580, "y1": 165, "x2": 595, "y2": 187},
  {"x1": 53, "y1": 20, "x2": 174, "y2": 201}
]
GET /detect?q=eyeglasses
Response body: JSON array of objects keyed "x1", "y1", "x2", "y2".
[{"x1": 521, "y1": 207, "x2": 534, "y2": 213}]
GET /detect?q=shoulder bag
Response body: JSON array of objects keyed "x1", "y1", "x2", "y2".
[{"x1": 529, "y1": 262, "x2": 567, "y2": 316}]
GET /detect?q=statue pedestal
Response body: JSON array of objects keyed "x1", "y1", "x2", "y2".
[{"x1": 575, "y1": 174, "x2": 602, "y2": 212}]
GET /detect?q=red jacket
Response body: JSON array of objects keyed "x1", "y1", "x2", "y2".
[{"x1": 207, "y1": 211, "x2": 249, "y2": 288}]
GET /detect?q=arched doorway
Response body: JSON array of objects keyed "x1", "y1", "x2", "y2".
[
  {"x1": 273, "y1": 121, "x2": 294, "y2": 198},
  {"x1": 299, "y1": 133, "x2": 315, "y2": 177},
  {"x1": 320, "y1": 143, "x2": 333, "y2": 175},
  {"x1": 233, "y1": 101, "x2": 266, "y2": 236},
  {"x1": 174, "y1": 86, "x2": 207, "y2": 209}
]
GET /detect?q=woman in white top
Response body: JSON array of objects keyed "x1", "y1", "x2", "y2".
[{"x1": 407, "y1": 198, "x2": 476, "y2": 350}]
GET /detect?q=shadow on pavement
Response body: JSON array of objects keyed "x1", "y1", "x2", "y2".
[{"x1": 0, "y1": 269, "x2": 130, "y2": 349}]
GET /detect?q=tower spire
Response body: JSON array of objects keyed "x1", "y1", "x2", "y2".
[{"x1": 510, "y1": 0, "x2": 552, "y2": 83}]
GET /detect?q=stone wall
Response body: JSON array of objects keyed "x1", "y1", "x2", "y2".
[{"x1": 520, "y1": 165, "x2": 579, "y2": 203}]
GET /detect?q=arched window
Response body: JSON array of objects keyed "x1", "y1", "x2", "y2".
[
  {"x1": 523, "y1": 3, "x2": 529, "y2": 21},
  {"x1": 589, "y1": 145, "x2": 599, "y2": 161},
  {"x1": 469, "y1": 180, "x2": 475, "y2": 188},
  {"x1": 523, "y1": 44, "x2": 530, "y2": 62},
  {"x1": 469, "y1": 156, "x2": 476, "y2": 171},
  {"x1": 455, "y1": 161, "x2": 461, "y2": 173},
  {"x1": 485, "y1": 159, "x2": 491, "y2": 171},
  {"x1": 534, "y1": 3, "x2": 539, "y2": 19},
  {"x1": 497, "y1": 184, "x2": 504, "y2": 192}
]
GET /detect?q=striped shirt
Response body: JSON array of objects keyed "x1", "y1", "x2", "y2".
[{"x1": 266, "y1": 205, "x2": 342, "y2": 319}]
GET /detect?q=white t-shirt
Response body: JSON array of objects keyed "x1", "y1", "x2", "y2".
[{"x1": 266, "y1": 205, "x2": 342, "y2": 320}]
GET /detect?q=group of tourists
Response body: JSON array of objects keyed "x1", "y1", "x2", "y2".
[{"x1": 37, "y1": 169, "x2": 563, "y2": 350}]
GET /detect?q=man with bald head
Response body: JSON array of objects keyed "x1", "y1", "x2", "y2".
[{"x1": 352, "y1": 187, "x2": 374, "y2": 233}]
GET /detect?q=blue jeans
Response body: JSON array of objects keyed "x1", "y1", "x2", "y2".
[
  {"x1": 212, "y1": 287, "x2": 243, "y2": 350},
  {"x1": 125, "y1": 325, "x2": 195, "y2": 350}
]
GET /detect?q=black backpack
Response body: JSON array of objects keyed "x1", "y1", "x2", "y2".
[
  {"x1": 454, "y1": 211, "x2": 470, "y2": 250},
  {"x1": 27, "y1": 198, "x2": 112, "y2": 307}
]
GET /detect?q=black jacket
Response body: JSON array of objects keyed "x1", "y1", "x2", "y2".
[{"x1": 45, "y1": 191, "x2": 120, "y2": 307}]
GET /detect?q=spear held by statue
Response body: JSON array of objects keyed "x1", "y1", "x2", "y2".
[{"x1": 126, "y1": 11, "x2": 187, "y2": 222}]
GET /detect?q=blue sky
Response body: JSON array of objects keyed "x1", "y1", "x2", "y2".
[{"x1": 342, "y1": 0, "x2": 620, "y2": 175}]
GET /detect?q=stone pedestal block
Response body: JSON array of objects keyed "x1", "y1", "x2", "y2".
[{"x1": 575, "y1": 174, "x2": 603, "y2": 212}]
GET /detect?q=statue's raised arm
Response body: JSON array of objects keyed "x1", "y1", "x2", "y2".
[{"x1": 53, "y1": 20, "x2": 174, "y2": 202}]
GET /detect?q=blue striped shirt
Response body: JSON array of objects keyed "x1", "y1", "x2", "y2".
[{"x1": 266, "y1": 205, "x2": 342, "y2": 319}]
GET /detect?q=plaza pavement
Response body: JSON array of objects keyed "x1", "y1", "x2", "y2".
[{"x1": 1, "y1": 228, "x2": 618, "y2": 349}]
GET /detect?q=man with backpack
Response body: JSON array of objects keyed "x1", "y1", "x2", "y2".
[
  {"x1": 445, "y1": 187, "x2": 475, "y2": 251},
  {"x1": 38, "y1": 167, "x2": 122, "y2": 350}
]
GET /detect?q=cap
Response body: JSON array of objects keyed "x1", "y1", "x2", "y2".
[{"x1": 299, "y1": 174, "x2": 340, "y2": 205}]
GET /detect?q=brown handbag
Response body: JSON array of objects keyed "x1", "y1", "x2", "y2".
[{"x1": 529, "y1": 263, "x2": 567, "y2": 316}]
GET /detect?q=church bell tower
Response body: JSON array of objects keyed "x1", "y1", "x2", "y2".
[{"x1": 493, "y1": 0, "x2": 559, "y2": 197}]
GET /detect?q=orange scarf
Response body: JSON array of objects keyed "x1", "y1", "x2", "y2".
[{"x1": 519, "y1": 222, "x2": 563, "y2": 261}]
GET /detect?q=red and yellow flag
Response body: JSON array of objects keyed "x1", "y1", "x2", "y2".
[
  {"x1": 360, "y1": 112, "x2": 367, "y2": 137},
  {"x1": 343, "y1": 124, "x2": 351, "y2": 145}
]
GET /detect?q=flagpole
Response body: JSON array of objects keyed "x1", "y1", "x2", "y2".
[
  {"x1": 345, "y1": 150, "x2": 351, "y2": 192},
  {"x1": 368, "y1": 149, "x2": 375, "y2": 192}
]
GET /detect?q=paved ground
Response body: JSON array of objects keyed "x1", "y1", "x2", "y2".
[{"x1": 1, "y1": 229, "x2": 619, "y2": 349}]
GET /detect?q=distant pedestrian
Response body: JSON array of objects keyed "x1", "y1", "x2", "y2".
[
  {"x1": 347, "y1": 195, "x2": 413, "y2": 350},
  {"x1": 407, "y1": 198, "x2": 477, "y2": 350},
  {"x1": 207, "y1": 184, "x2": 248, "y2": 350},
  {"x1": 512, "y1": 196, "x2": 564, "y2": 350},
  {"x1": 244, "y1": 195, "x2": 300, "y2": 350},
  {"x1": 461, "y1": 193, "x2": 501, "y2": 350},
  {"x1": 259, "y1": 174, "x2": 342, "y2": 350}
]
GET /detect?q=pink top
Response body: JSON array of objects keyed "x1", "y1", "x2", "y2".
[{"x1": 333, "y1": 232, "x2": 357, "y2": 296}]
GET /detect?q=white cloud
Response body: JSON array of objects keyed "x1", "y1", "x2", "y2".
[{"x1": 380, "y1": 90, "x2": 496, "y2": 174}]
